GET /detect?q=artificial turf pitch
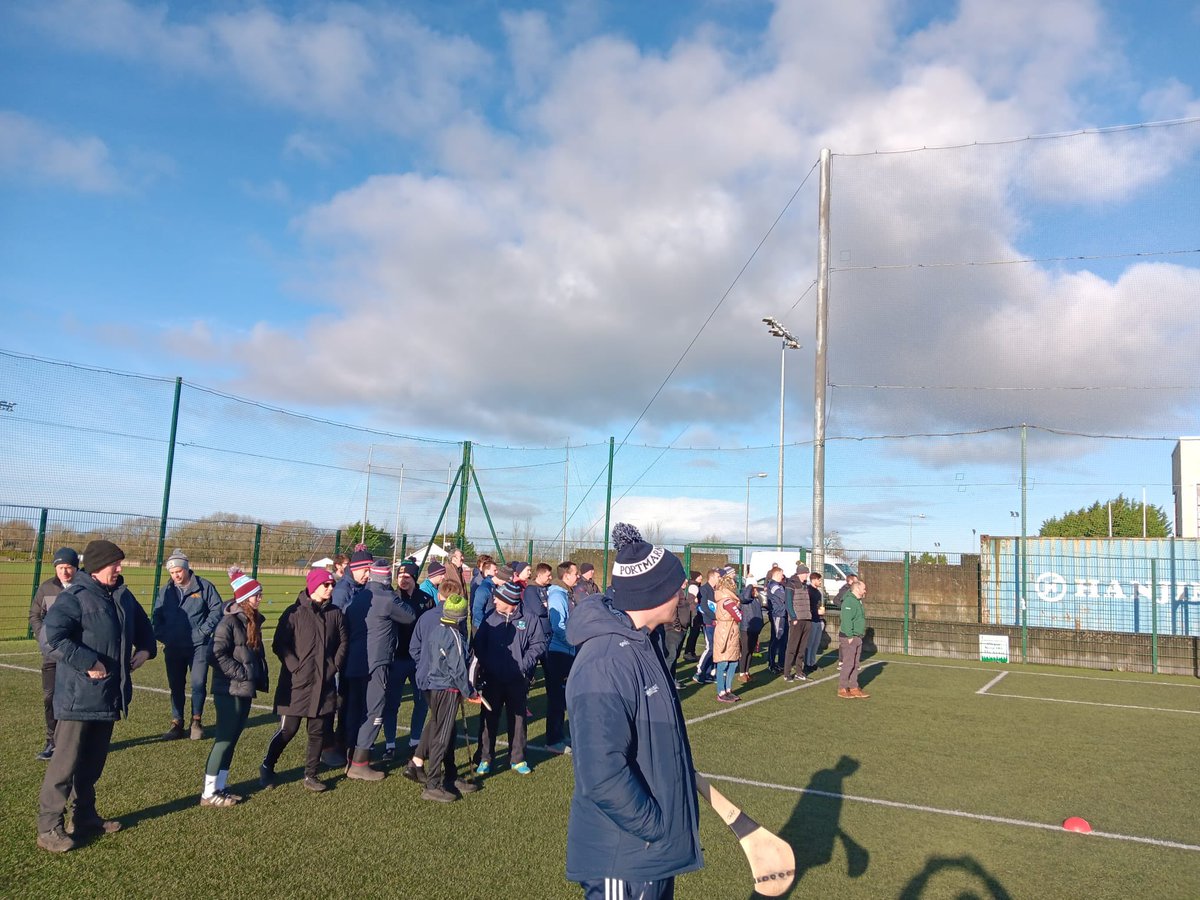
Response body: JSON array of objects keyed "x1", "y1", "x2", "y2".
[{"x1": 1, "y1": 639, "x2": 1197, "y2": 899}]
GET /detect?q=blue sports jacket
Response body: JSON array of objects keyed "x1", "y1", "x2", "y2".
[{"x1": 564, "y1": 595, "x2": 703, "y2": 883}]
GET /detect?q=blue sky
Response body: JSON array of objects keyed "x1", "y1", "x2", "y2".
[{"x1": 2, "y1": 1, "x2": 1199, "y2": 552}]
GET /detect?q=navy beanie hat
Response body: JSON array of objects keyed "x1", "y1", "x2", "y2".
[
  {"x1": 608, "y1": 523, "x2": 686, "y2": 612},
  {"x1": 53, "y1": 547, "x2": 80, "y2": 568},
  {"x1": 349, "y1": 544, "x2": 374, "y2": 571}
]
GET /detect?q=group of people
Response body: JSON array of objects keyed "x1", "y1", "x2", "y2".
[{"x1": 28, "y1": 527, "x2": 867, "y2": 899}]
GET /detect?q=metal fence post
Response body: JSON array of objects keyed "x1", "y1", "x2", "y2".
[
  {"x1": 335, "y1": 529, "x2": 342, "y2": 557},
  {"x1": 1169, "y1": 538, "x2": 1177, "y2": 636},
  {"x1": 152, "y1": 377, "x2": 183, "y2": 599},
  {"x1": 1150, "y1": 558, "x2": 1158, "y2": 674},
  {"x1": 399, "y1": 533, "x2": 407, "y2": 561},
  {"x1": 251, "y1": 523, "x2": 263, "y2": 579},
  {"x1": 27, "y1": 508, "x2": 49, "y2": 638},
  {"x1": 456, "y1": 441, "x2": 471, "y2": 549},
  {"x1": 526, "y1": 539, "x2": 534, "y2": 566},
  {"x1": 903, "y1": 550, "x2": 911, "y2": 655}
]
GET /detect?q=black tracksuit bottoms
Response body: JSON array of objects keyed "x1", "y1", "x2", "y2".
[
  {"x1": 476, "y1": 678, "x2": 528, "y2": 766},
  {"x1": 416, "y1": 689, "x2": 460, "y2": 786}
]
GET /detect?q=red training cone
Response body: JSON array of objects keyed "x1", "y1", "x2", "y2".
[{"x1": 1062, "y1": 817, "x2": 1092, "y2": 833}]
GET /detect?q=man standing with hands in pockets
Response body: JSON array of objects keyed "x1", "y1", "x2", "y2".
[{"x1": 36, "y1": 540, "x2": 155, "y2": 853}]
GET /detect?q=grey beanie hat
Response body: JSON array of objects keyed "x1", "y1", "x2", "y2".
[{"x1": 166, "y1": 548, "x2": 190, "y2": 571}]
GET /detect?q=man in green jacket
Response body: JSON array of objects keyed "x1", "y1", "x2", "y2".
[{"x1": 837, "y1": 580, "x2": 869, "y2": 699}]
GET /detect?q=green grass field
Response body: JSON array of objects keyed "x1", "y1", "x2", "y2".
[{"x1": 1, "y1": 638, "x2": 1198, "y2": 898}]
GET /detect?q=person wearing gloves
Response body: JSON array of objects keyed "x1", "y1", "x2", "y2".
[
  {"x1": 151, "y1": 548, "x2": 224, "y2": 741},
  {"x1": 201, "y1": 567, "x2": 268, "y2": 807},
  {"x1": 29, "y1": 547, "x2": 80, "y2": 761},
  {"x1": 36, "y1": 540, "x2": 155, "y2": 853},
  {"x1": 470, "y1": 579, "x2": 546, "y2": 776},
  {"x1": 346, "y1": 559, "x2": 416, "y2": 781},
  {"x1": 260, "y1": 568, "x2": 348, "y2": 793},
  {"x1": 565, "y1": 523, "x2": 702, "y2": 899},
  {"x1": 407, "y1": 593, "x2": 481, "y2": 802},
  {"x1": 712, "y1": 572, "x2": 744, "y2": 702}
]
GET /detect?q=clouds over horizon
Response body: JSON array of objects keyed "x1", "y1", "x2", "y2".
[{"x1": 12, "y1": 0, "x2": 1200, "y2": 459}]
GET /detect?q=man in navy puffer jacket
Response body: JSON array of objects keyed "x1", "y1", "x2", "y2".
[{"x1": 565, "y1": 524, "x2": 702, "y2": 899}]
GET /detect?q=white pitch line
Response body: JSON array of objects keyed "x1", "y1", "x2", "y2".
[
  {"x1": 685, "y1": 662, "x2": 882, "y2": 727},
  {"x1": 0, "y1": 662, "x2": 273, "y2": 712},
  {"x1": 699, "y1": 772, "x2": 1200, "y2": 853},
  {"x1": 883, "y1": 657, "x2": 1200, "y2": 688},
  {"x1": 977, "y1": 671, "x2": 1009, "y2": 694},
  {"x1": 0, "y1": 651, "x2": 44, "y2": 657},
  {"x1": 981, "y1": 691, "x2": 1200, "y2": 716}
]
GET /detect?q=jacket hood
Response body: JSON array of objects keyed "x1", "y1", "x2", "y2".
[
  {"x1": 222, "y1": 599, "x2": 239, "y2": 615},
  {"x1": 566, "y1": 594, "x2": 645, "y2": 648}
]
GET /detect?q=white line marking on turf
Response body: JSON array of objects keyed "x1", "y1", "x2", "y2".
[
  {"x1": 981, "y1": 692, "x2": 1200, "y2": 715},
  {"x1": 685, "y1": 661, "x2": 883, "y2": 726},
  {"x1": 0, "y1": 662, "x2": 273, "y2": 712},
  {"x1": 977, "y1": 671, "x2": 1009, "y2": 694},
  {"x1": 0, "y1": 651, "x2": 44, "y2": 657},
  {"x1": 699, "y1": 772, "x2": 1200, "y2": 853},
  {"x1": 884, "y1": 657, "x2": 1200, "y2": 688}
]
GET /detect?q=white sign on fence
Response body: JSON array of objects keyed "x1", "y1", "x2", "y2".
[{"x1": 979, "y1": 634, "x2": 1010, "y2": 663}]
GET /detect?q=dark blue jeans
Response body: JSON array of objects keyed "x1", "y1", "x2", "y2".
[
  {"x1": 164, "y1": 643, "x2": 209, "y2": 722},
  {"x1": 769, "y1": 615, "x2": 789, "y2": 669}
]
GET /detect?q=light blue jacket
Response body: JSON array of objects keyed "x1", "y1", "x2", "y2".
[{"x1": 547, "y1": 584, "x2": 574, "y2": 657}]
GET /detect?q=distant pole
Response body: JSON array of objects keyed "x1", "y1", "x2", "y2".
[
  {"x1": 362, "y1": 445, "x2": 374, "y2": 544},
  {"x1": 391, "y1": 464, "x2": 405, "y2": 573},
  {"x1": 1142, "y1": 487, "x2": 1147, "y2": 538},
  {"x1": 602, "y1": 436, "x2": 614, "y2": 589},
  {"x1": 1020, "y1": 423, "x2": 1028, "y2": 663},
  {"x1": 1108, "y1": 501, "x2": 1113, "y2": 538},
  {"x1": 812, "y1": 147, "x2": 832, "y2": 576},
  {"x1": 153, "y1": 377, "x2": 182, "y2": 598},
  {"x1": 563, "y1": 438, "x2": 570, "y2": 560}
]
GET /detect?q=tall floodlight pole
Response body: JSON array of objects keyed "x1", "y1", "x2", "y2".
[
  {"x1": 391, "y1": 464, "x2": 405, "y2": 572},
  {"x1": 746, "y1": 472, "x2": 768, "y2": 543},
  {"x1": 362, "y1": 445, "x2": 376, "y2": 544},
  {"x1": 909, "y1": 513, "x2": 925, "y2": 554},
  {"x1": 812, "y1": 147, "x2": 832, "y2": 578},
  {"x1": 761, "y1": 317, "x2": 801, "y2": 548}
]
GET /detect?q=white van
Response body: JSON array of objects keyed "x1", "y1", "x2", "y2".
[
  {"x1": 820, "y1": 558, "x2": 858, "y2": 604},
  {"x1": 746, "y1": 549, "x2": 807, "y2": 584}
]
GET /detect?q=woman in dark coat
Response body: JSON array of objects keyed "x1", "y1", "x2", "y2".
[
  {"x1": 259, "y1": 569, "x2": 348, "y2": 792},
  {"x1": 200, "y1": 568, "x2": 268, "y2": 807}
]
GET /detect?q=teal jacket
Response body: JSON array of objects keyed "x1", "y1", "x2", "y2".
[{"x1": 839, "y1": 594, "x2": 866, "y2": 638}]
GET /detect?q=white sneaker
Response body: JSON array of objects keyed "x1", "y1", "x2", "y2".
[{"x1": 546, "y1": 742, "x2": 572, "y2": 755}]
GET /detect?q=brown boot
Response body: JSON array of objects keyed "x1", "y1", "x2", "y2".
[
  {"x1": 837, "y1": 688, "x2": 853, "y2": 699},
  {"x1": 849, "y1": 688, "x2": 871, "y2": 699},
  {"x1": 189, "y1": 716, "x2": 204, "y2": 740},
  {"x1": 345, "y1": 748, "x2": 385, "y2": 782}
]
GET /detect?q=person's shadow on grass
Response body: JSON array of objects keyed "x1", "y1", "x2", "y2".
[
  {"x1": 764, "y1": 755, "x2": 869, "y2": 897},
  {"x1": 898, "y1": 855, "x2": 1012, "y2": 899}
]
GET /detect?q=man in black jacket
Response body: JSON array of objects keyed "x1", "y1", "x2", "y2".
[
  {"x1": 36, "y1": 540, "x2": 154, "y2": 853},
  {"x1": 28, "y1": 547, "x2": 80, "y2": 761}
]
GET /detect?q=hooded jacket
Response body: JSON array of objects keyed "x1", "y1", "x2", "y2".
[
  {"x1": 209, "y1": 601, "x2": 269, "y2": 699},
  {"x1": 271, "y1": 589, "x2": 348, "y2": 718},
  {"x1": 151, "y1": 573, "x2": 224, "y2": 649},
  {"x1": 471, "y1": 578, "x2": 496, "y2": 631},
  {"x1": 364, "y1": 579, "x2": 417, "y2": 671},
  {"x1": 409, "y1": 609, "x2": 472, "y2": 694},
  {"x1": 739, "y1": 583, "x2": 765, "y2": 632},
  {"x1": 564, "y1": 594, "x2": 703, "y2": 883},
  {"x1": 43, "y1": 573, "x2": 156, "y2": 722},
  {"x1": 341, "y1": 579, "x2": 374, "y2": 678},
  {"x1": 766, "y1": 578, "x2": 789, "y2": 618},
  {"x1": 392, "y1": 588, "x2": 430, "y2": 665}
]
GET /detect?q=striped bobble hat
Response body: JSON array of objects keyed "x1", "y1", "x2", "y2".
[
  {"x1": 493, "y1": 581, "x2": 523, "y2": 606},
  {"x1": 348, "y1": 543, "x2": 374, "y2": 571},
  {"x1": 609, "y1": 523, "x2": 685, "y2": 612},
  {"x1": 228, "y1": 566, "x2": 262, "y2": 603},
  {"x1": 369, "y1": 558, "x2": 392, "y2": 583}
]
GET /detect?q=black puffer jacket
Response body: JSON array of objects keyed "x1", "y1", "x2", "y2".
[
  {"x1": 43, "y1": 573, "x2": 156, "y2": 721},
  {"x1": 209, "y1": 602, "x2": 269, "y2": 699},
  {"x1": 271, "y1": 589, "x2": 347, "y2": 718}
]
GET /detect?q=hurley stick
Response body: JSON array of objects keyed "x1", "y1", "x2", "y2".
[{"x1": 695, "y1": 773, "x2": 795, "y2": 897}]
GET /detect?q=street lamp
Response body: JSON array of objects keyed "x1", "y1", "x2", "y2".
[
  {"x1": 761, "y1": 317, "x2": 801, "y2": 547},
  {"x1": 745, "y1": 472, "x2": 768, "y2": 543},
  {"x1": 909, "y1": 513, "x2": 926, "y2": 554}
]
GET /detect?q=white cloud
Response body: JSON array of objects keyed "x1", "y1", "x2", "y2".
[{"x1": 0, "y1": 110, "x2": 121, "y2": 192}]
